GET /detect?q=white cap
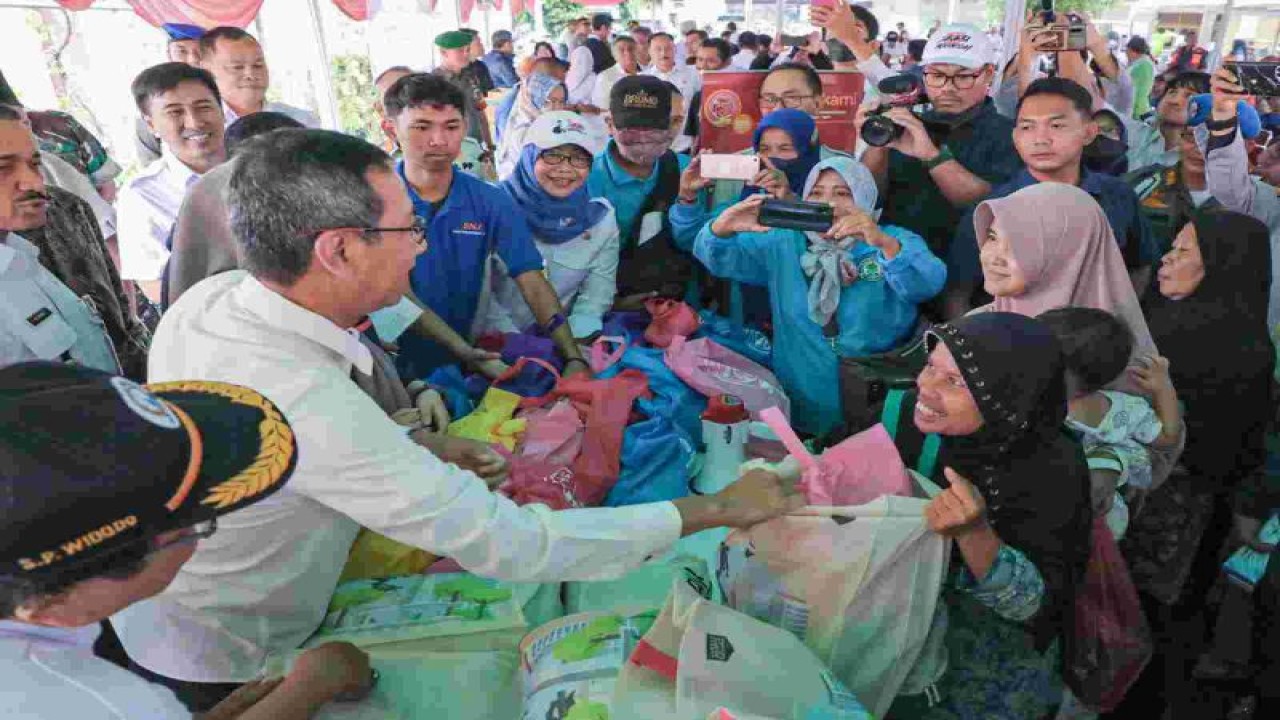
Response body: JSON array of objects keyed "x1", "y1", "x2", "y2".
[
  {"x1": 922, "y1": 24, "x2": 994, "y2": 69},
  {"x1": 526, "y1": 111, "x2": 603, "y2": 155}
]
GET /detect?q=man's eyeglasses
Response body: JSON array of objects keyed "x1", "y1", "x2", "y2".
[
  {"x1": 923, "y1": 71, "x2": 984, "y2": 90},
  {"x1": 358, "y1": 218, "x2": 428, "y2": 247},
  {"x1": 759, "y1": 93, "x2": 816, "y2": 109},
  {"x1": 539, "y1": 150, "x2": 593, "y2": 169}
]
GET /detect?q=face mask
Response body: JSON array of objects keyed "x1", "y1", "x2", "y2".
[
  {"x1": 615, "y1": 128, "x2": 674, "y2": 164},
  {"x1": 1083, "y1": 135, "x2": 1129, "y2": 175}
]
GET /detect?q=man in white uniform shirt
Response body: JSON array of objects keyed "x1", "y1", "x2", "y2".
[
  {"x1": 592, "y1": 36, "x2": 644, "y2": 116},
  {"x1": 644, "y1": 33, "x2": 702, "y2": 113},
  {"x1": 0, "y1": 108, "x2": 120, "y2": 373},
  {"x1": 113, "y1": 128, "x2": 802, "y2": 702},
  {"x1": 116, "y1": 62, "x2": 226, "y2": 305},
  {"x1": 199, "y1": 26, "x2": 322, "y2": 129}
]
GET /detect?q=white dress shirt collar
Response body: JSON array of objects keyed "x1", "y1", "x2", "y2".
[
  {"x1": 235, "y1": 274, "x2": 374, "y2": 376},
  {"x1": 0, "y1": 232, "x2": 38, "y2": 276},
  {"x1": 160, "y1": 146, "x2": 203, "y2": 188}
]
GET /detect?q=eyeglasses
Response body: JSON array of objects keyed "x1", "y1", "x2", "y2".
[
  {"x1": 358, "y1": 217, "x2": 428, "y2": 247},
  {"x1": 539, "y1": 150, "x2": 593, "y2": 169},
  {"x1": 759, "y1": 93, "x2": 816, "y2": 109},
  {"x1": 923, "y1": 71, "x2": 984, "y2": 90}
]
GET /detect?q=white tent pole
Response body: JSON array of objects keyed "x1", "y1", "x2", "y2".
[{"x1": 305, "y1": 0, "x2": 341, "y2": 130}]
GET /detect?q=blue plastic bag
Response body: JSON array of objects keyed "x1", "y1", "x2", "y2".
[
  {"x1": 606, "y1": 396, "x2": 696, "y2": 507},
  {"x1": 425, "y1": 365, "x2": 476, "y2": 420},
  {"x1": 697, "y1": 310, "x2": 773, "y2": 369},
  {"x1": 596, "y1": 342, "x2": 706, "y2": 442}
]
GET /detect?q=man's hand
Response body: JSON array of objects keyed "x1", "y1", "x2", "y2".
[
  {"x1": 287, "y1": 643, "x2": 374, "y2": 703},
  {"x1": 412, "y1": 433, "x2": 509, "y2": 486},
  {"x1": 673, "y1": 468, "x2": 806, "y2": 535},
  {"x1": 199, "y1": 678, "x2": 286, "y2": 720},
  {"x1": 459, "y1": 346, "x2": 508, "y2": 380},
  {"x1": 825, "y1": 208, "x2": 901, "y2": 258},
  {"x1": 1210, "y1": 66, "x2": 1244, "y2": 121},
  {"x1": 884, "y1": 108, "x2": 941, "y2": 161},
  {"x1": 679, "y1": 153, "x2": 713, "y2": 203},
  {"x1": 749, "y1": 156, "x2": 795, "y2": 200},
  {"x1": 925, "y1": 468, "x2": 989, "y2": 537},
  {"x1": 810, "y1": 0, "x2": 875, "y2": 62},
  {"x1": 710, "y1": 194, "x2": 771, "y2": 237}
]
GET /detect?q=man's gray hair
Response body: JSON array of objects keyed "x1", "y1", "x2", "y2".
[{"x1": 228, "y1": 129, "x2": 393, "y2": 286}]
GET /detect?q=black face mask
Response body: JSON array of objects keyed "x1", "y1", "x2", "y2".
[{"x1": 1083, "y1": 135, "x2": 1129, "y2": 176}]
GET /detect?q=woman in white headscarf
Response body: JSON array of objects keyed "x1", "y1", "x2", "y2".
[
  {"x1": 495, "y1": 72, "x2": 567, "y2": 179},
  {"x1": 693, "y1": 156, "x2": 947, "y2": 436}
]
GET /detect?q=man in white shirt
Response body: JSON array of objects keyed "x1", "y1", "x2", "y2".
[
  {"x1": 732, "y1": 31, "x2": 760, "y2": 70},
  {"x1": 566, "y1": 14, "x2": 614, "y2": 106},
  {"x1": 117, "y1": 62, "x2": 226, "y2": 305},
  {"x1": 592, "y1": 36, "x2": 644, "y2": 114},
  {"x1": 199, "y1": 26, "x2": 322, "y2": 129},
  {"x1": 631, "y1": 25, "x2": 654, "y2": 69},
  {"x1": 644, "y1": 33, "x2": 702, "y2": 112},
  {"x1": 0, "y1": 107, "x2": 121, "y2": 374},
  {"x1": 114, "y1": 127, "x2": 801, "y2": 694},
  {"x1": 0, "y1": 362, "x2": 376, "y2": 717}
]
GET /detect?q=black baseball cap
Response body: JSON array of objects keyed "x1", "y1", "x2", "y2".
[
  {"x1": 610, "y1": 75, "x2": 673, "y2": 130},
  {"x1": 0, "y1": 362, "x2": 297, "y2": 581}
]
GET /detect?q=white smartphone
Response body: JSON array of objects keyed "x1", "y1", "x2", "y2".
[{"x1": 701, "y1": 153, "x2": 761, "y2": 181}]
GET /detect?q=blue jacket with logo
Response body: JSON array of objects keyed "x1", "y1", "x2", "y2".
[{"x1": 694, "y1": 223, "x2": 946, "y2": 435}]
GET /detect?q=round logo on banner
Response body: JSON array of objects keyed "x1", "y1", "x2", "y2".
[{"x1": 705, "y1": 89, "x2": 742, "y2": 128}]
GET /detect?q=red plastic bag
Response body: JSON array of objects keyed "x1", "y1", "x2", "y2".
[
  {"x1": 665, "y1": 335, "x2": 790, "y2": 420},
  {"x1": 550, "y1": 369, "x2": 651, "y2": 506},
  {"x1": 759, "y1": 407, "x2": 912, "y2": 506},
  {"x1": 519, "y1": 400, "x2": 584, "y2": 468},
  {"x1": 644, "y1": 298, "x2": 702, "y2": 348},
  {"x1": 1065, "y1": 518, "x2": 1153, "y2": 713}
]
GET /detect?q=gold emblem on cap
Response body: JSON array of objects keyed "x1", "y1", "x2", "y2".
[{"x1": 146, "y1": 382, "x2": 295, "y2": 510}]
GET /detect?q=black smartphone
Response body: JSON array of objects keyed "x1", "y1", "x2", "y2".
[
  {"x1": 759, "y1": 199, "x2": 835, "y2": 233},
  {"x1": 1226, "y1": 62, "x2": 1280, "y2": 97}
]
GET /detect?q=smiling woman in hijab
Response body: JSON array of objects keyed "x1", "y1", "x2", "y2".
[
  {"x1": 495, "y1": 72, "x2": 568, "y2": 178},
  {"x1": 878, "y1": 312, "x2": 1092, "y2": 720},
  {"x1": 973, "y1": 182, "x2": 1158, "y2": 362},
  {"x1": 1114, "y1": 211, "x2": 1277, "y2": 717},
  {"x1": 695, "y1": 156, "x2": 945, "y2": 436},
  {"x1": 477, "y1": 112, "x2": 617, "y2": 340}
]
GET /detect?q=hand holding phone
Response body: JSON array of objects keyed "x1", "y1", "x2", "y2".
[
  {"x1": 759, "y1": 199, "x2": 835, "y2": 233},
  {"x1": 701, "y1": 154, "x2": 762, "y2": 181}
]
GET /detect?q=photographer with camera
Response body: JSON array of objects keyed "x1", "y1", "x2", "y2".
[
  {"x1": 855, "y1": 24, "x2": 1022, "y2": 277},
  {"x1": 946, "y1": 77, "x2": 1156, "y2": 316}
]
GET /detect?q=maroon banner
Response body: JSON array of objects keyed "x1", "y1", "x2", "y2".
[{"x1": 700, "y1": 71, "x2": 866, "y2": 155}]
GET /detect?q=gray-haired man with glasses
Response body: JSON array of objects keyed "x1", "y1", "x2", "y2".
[{"x1": 855, "y1": 23, "x2": 1023, "y2": 289}]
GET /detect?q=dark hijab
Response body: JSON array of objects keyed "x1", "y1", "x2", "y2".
[
  {"x1": 1144, "y1": 210, "x2": 1275, "y2": 481},
  {"x1": 898, "y1": 313, "x2": 1092, "y2": 650}
]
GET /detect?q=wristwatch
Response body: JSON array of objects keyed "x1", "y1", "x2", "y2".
[{"x1": 922, "y1": 144, "x2": 955, "y2": 171}]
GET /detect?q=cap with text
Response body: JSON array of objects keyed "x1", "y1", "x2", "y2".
[
  {"x1": 921, "y1": 24, "x2": 993, "y2": 70},
  {"x1": 526, "y1": 111, "x2": 604, "y2": 155},
  {"x1": 610, "y1": 75, "x2": 674, "y2": 130},
  {"x1": 0, "y1": 362, "x2": 297, "y2": 581}
]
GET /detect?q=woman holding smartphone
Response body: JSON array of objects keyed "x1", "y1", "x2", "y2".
[{"x1": 693, "y1": 156, "x2": 946, "y2": 436}]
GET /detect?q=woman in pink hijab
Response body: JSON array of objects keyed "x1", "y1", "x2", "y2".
[{"x1": 971, "y1": 182, "x2": 1158, "y2": 359}]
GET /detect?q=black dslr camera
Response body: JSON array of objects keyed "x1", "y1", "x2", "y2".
[
  {"x1": 861, "y1": 74, "x2": 924, "y2": 148},
  {"x1": 1024, "y1": 0, "x2": 1087, "y2": 52}
]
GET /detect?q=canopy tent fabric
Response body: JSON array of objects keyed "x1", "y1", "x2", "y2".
[{"x1": 54, "y1": 0, "x2": 265, "y2": 27}]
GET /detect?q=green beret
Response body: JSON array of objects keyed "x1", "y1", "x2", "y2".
[{"x1": 435, "y1": 30, "x2": 473, "y2": 49}]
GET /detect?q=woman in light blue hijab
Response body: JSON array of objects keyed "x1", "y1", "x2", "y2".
[
  {"x1": 496, "y1": 72, "x2": 568, "y2": 178},
  {"x1": 693, "y1": 156, "x2": 947, "y2": 436}
]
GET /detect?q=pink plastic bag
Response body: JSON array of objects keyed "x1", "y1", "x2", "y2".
[
  {"x1": 550, "y1": 370, "x2": 652, "y2": 506},
  {"x1": 759, "y1": 407, "x2": 912, "y2": 506},
  {"x1": 588, "y1": 335, "x2": 629, "y2": 374},
  {"x1": 518, "y1": 399, "x2": 584, "y2": 468},
  {"x1": 665, "y1": 335, "x2": 790, "y2": 420},
  {"x1": 644, "y1": 298, "x2": 702, "y2": 348}
]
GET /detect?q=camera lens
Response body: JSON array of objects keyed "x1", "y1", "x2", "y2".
[{"x1": 862, "y1": 114, "x2": 903, "y2": 147}]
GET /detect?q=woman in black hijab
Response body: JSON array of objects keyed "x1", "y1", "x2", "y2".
[
  {"x1": 1114, "y1": 210, "x2": 1276, "y2": 717},
  {"x1": 883, "y1": 312, "x2": 1092, "y2": 720}
]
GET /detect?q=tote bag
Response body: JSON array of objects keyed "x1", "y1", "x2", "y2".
[
  {"x1": 611, "y1": 578, "x2": 873, "y2": 720},
  {"x1": 717, "y1": 481, "x2": 950, "y2": 718}
]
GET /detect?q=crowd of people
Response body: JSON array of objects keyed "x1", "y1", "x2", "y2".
[{"x1": 2, "y1": 1, "x2": 1280, "y2": 718}]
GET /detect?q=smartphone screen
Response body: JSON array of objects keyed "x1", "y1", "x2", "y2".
[{"x1": 701, "y1": 154, "x2": 761, "y2": 181}]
